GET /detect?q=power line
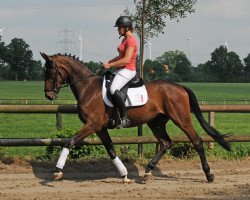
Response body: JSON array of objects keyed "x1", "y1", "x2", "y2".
[
  {"x1": 57, "y1": 29, "x2": 76, "y2": 55},
  {"x1": 0, "y1": 0, "x2": 132, "y2": 11}
]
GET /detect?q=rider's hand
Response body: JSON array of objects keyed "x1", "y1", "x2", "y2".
[{"x1": 103, "y1": 62, "x2": 111, "y2": 69}]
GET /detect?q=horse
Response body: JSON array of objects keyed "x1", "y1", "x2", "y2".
[{"x1": 40, "y1": 52, "x2": 231, "y2": 183}]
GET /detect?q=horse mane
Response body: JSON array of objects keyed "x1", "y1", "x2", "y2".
[
  {"x1": 52, "y1": 53, "x2": 96, "y2": 76},
  {"x1": 54, "y1": 53, "x2": 84, "y2": 64}
]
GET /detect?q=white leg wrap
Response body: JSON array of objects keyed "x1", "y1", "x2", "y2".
[
  {"x1": 112, "y1": 157, "x2": 128, "y2": 177},
  {"x1": 56, "y1": 148, "x2": 69, "y2": 169}
]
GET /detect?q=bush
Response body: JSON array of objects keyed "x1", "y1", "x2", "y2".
[
  {"x1": 169, "y1": 143, "x2": 197, "y2": 158},
  {"x1": 45, "y1": 128, "x2": 105, "y2": 160},
  {"x1": 205, "y1": 143, "x2": 250, "y2": 159}
]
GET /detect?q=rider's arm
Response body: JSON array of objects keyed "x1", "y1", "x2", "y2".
[{"x1": 108, "y1": 56, "x2": 121, "y2": 63}]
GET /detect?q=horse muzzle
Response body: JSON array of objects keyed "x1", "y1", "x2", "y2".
[{"x1": 45, "y1": 91, "x2": 58, "y2": 101}]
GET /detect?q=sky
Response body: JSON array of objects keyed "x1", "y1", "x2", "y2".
[{"x1": 0, "y1": 0, "x2": 250, "y2": 67}]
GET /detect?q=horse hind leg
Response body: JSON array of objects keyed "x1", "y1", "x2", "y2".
[
  {"x1": 188, "y1": 130, "x2": 214, "y2": 182},
  {"x1": 173, "y1": 117, "x2": 214, "y2": 182},
  {"x1": 145, "y1": 116, "x2": 173, "y2": 179}
]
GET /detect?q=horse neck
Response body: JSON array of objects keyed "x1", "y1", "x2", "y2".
[
  {"x1": 61, "y1": 58, "x2": 96, "y2": 101},
  {"x1": 65, "y1": 60, "x2": 94, "y2": 82}
]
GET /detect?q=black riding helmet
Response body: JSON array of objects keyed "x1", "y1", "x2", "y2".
[{"x1": 114, "y1": 16, "x2": 133, "y2": 28}]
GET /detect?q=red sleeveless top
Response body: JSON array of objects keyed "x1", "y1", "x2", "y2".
[{"x1": 117, "y1": 36, "x2": 138, "y2": 71}]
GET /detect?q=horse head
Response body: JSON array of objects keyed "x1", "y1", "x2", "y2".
[{"x1": 40, "y1": 52, "x2": 69, "y2": 101}]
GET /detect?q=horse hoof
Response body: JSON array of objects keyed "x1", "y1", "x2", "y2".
[
  {"x1": 122, "y1": 177, "x2": 133, "y2": 184},
  {"x1": 143, "y1": 171, "x2": 153, "y2": 181},
  {"x1": 53, "y1": 171, "x2": 63, "y2": 181},
  {"x1": 207, "y1": 174, "x2": 215, "y2": 183}
]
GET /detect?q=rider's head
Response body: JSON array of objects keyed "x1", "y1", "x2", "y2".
[{"x1": 114, "y1": 16, "x2": 133, "y2": 36}]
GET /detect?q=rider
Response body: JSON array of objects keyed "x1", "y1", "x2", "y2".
[{"x1": 103, "y1": 16, "x2": 138, "y2": 128}]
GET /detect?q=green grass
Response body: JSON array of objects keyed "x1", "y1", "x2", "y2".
[
  {"x1": 1, "y1": 81, "x2": 250, "y2": 103},
  {"x1": 0, "y1": 81, "x2": 249, "y2": 159},
  {"x1": 0, "y1": 81, "x2": 76, "y2": 104},
  {"x1": 182, "y1": 82, "x2": 250, "y2": 104}
]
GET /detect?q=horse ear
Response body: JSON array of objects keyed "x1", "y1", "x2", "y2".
[
  {"x1": 40, "y1": 52, "x2": 50, "y2": 62},
  {"x1": 40, "y1": 52, "x2": 55, "y2": 68}
]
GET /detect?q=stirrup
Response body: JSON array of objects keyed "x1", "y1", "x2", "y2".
[{"x1": 116, "y1": 117, "x2": 131, "y2": 129}]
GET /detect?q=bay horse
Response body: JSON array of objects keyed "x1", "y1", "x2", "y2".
[{"x1": 40, "y1": 52, "x2": 231, "y2": 183}]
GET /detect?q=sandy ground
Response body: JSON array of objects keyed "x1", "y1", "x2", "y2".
[{"x1": 0, "y1": 157, "x2": 249, "y2": 200}]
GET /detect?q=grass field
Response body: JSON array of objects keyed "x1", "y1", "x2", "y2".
[
  {"x1": 1, "y1": 81, "x2": 250, "y2": 103},
  {"x1": 0, "y1": 81, "x2": 249, "y2": 159}
]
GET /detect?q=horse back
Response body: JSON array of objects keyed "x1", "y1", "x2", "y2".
[
  {"x1": 145, "y1": 80, "x2": 188, "y2": 99},
  {"x1": 143, "y1": 80, "x2": 191, "y2": 114}
]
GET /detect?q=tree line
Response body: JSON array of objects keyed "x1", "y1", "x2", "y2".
[
  {"x1": 0, "y1": 37, "x2": 250, "y2": 82},
  {"x1": 0, "y1": 38, "x2": 43, "y2": 81},
  {"x1": 144, "y1": 47, "x2": 250, "y2": 82}
]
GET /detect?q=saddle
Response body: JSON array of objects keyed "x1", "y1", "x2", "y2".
[{"x1": 101, "y1": 70, "x2": 148, "y2": 107}]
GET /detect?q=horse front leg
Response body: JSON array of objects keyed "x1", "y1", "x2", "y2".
[
  {"x1": 144, "y1": 118, "x2": 173, "y2": 181},
  {"x1": 53, "y1": 123, "x2": 95, "y2": 180},
  {"x1": 96, "y1": 129, "x2": 132, "y2": 183}
]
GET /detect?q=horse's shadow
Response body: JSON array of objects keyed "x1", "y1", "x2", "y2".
[
  {"x1": 30, "y1": 159, "x2": 141, "y2": 186},
  {"x1": 30, "y1": 159, "x2": 201, "y2": 186}
]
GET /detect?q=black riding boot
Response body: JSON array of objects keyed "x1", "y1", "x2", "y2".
[{"x1": 112, "y1": 90, "x2": 130, "y2": 128}]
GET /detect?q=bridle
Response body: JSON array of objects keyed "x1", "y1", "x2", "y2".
[{"x1": 44, "y1": 62, "x2": 95, "y2": 94}]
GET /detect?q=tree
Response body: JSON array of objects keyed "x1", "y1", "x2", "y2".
[
  {"x1": 208, "y1": 46, "x2": 244, "y2": 82},
  {"x1": 1, "y1": 38, "x2": 44, "y2": 81},
  {"x1": 156, "y1": 50, "x2": 188, "y2": 70},
  {"x1": 192, "y1": 62, "x2": 213, "y2": 82},
  {"x1": 84, "y1": 61, "x2": 102, "y2": 73},
  {"x1": 226, "y1": 51, "x2": 244, "y2": 82},
  {"x1": 0, "y1": 41, "x2": 7, "y2": 66},
  {"x1": 26, "y1": 60, "x2": 43, "y2": 80},
  {"x1": 5, "y1": 38, "x2": 33, "y2": 80},
  {"x1": 0, "y1": 41, "x2": 9, "y2": 80},
  {"x1": 124, "y1": 0, "x2": 197, "y2": 77},
  {"x1": 144, "y1": 59, "x2": 167, "y2": 81},
  {"x1": 243, "y1": 53, "x2": 250, "y2": 82},
  {"x1": 155, "y1": 50, "x2": 191, "y2": 81},
  {"x1": 174, "y1": 53, "x2": 191, "y2": 81},
  {"x1": 0, "y1": 41, "x2": 7, "y2": 58}
]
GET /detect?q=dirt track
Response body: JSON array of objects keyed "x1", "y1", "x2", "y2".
[{"x1": 0, "y1": 158, "x2": 249, "y2": 200}]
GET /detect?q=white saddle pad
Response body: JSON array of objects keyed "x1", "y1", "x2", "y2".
[{"x1": 102, "y1": 77, "x2": 148, "y2": 107}]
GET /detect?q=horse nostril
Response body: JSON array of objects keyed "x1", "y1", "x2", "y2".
[{"x1": 45, "y1": 93, "x2": 54, "y2": 101}]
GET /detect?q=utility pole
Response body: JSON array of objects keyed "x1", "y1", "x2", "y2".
[
  {"x1": 0, "y1": 27, "x2": 4, "y2": 42},
  {"x1": 188, "y1": 37, "x2": 192, "y2": 62},
  {"x1": 79, "y1": 30, "x2": 83, "y2": 60},
  {"x1": 225, "y1": 37, "x2": 229, "y2": 50},
  {"x1": 0, "y1": 27, "x2": 4, "y2": 67},
  {"x1": 57, "y1": 28, "x2": 76, "y2": 54}
]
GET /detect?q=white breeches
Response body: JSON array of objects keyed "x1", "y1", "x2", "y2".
[{"x1": 110, "y1": 68, "x2": 136, "y2": 95}]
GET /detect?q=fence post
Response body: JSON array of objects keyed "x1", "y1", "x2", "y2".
[
  {"x1": 56, "y1": 112, "x2": 62, "y2": 130},
  {"x1": 208, "y1": 111, "x2": 215, "y2": 149},
  {"x1": 138, "y1": 125, "x2": 143, "y2": 159}
]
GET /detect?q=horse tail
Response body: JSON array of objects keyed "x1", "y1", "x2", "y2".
[{"x1": 183, "y1": 86, "x2": 231, "y2": 151}]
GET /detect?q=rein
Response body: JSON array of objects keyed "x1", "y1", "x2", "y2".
[
  {"x1": 44, "y1": 64, "x2": 96, "y2": 93},
  {"x1": 61, "y1": 74, "x2": 96, "y2": 88}
]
